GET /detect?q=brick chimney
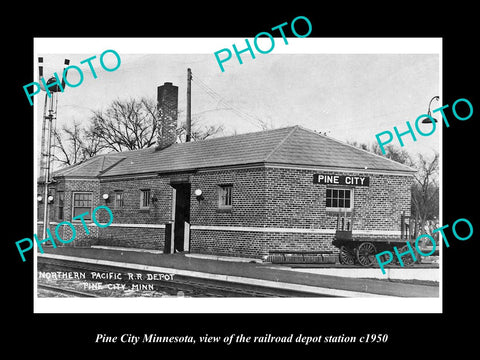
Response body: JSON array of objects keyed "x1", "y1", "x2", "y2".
[{"x1": 156, "y1": 82, "x2": 178, "y2": 150}]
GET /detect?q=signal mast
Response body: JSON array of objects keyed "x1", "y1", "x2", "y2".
[{"x1": 38, "y1": 57, "x2": 70, "y2": 241}]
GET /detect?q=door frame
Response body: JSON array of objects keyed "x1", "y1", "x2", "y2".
[{"x1": 170, "y1": 181, "x2": 191, "y2": 253}]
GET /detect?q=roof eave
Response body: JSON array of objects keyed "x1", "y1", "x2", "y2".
[{"x1": 263, "y1": 161, "x2": 416, "y2": 175}]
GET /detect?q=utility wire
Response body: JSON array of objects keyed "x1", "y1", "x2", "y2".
[
  {"x1": 192, "y1": 76, "x2": 258, "y2": 126},
  {"x1": 191, "y1": 74, "x2": 266, "y2": 128}
]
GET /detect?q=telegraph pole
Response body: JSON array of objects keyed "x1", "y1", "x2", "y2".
[
  {"x1": 38, "y1": 57, "x2": 69, "y2": 241},
  {"x1": 186, "y1": 68, "x2": 192, "y2": 142},
  {"x1": 42, "y1": 100, "x2": 55, "y2": 240}
]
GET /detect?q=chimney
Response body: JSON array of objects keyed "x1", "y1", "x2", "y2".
[{"x1": 156, "y1": 82, "x2": 178, "y2": 150}]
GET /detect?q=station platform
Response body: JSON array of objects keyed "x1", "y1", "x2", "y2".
[{"x1": 37, "y1": 246, "x2": 439, "y2": 298}]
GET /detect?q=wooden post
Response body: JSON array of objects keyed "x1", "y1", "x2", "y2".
[
  {"x1": 184, "y1": 221, "x2": 190, "y2": 252},
  {"x1": 400, "y1": 211, "x2": 405, "y2": 240},
  {"x1": 186, "y1": 68, "x2": 192, "y2": 142}
]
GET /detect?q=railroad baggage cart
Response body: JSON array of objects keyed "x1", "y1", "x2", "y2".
[{"x1": 332, "y1": 211, "x2": 421, "y2": 266}]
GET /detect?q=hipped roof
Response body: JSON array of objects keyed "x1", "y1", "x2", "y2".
[{"x1": 53, "y1": 126, "x2": 415, "y2": 179}]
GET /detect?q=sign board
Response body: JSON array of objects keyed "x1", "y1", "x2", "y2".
[
  {"x1": 170, "y1": 175, "x2": 191, "y2": 184},
  {"x1": 313, "y1": 174, "x2": 370, "y2": 186}
]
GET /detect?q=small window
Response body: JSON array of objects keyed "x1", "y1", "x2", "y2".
[
  {"x1": 72, "y1": 192, "x2": 93, "y2": 220},
  {"x1": 218, "y1": 185, "x2": 233, "y2": 209},
  {"x1": 57, "y1": 191, "x2": 64, "y2": 220},
  {"x1": 140, "y1": 189, "x2": 151, "y2": 209},
  {"x1": 326, "y1": 188, "x2": 353, "y2": 210},
  {"x1": 115, "y1": 191, "x2": 124, "y2": 209}
]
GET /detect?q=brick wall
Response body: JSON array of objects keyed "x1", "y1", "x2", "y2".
[
  {"x1": 259, "y1": 168, "x2": 412, "y2": 258},
  {"x1": 191, "y1": 230, "x2": 268, "y2": 258},
  {"x1": 264, "y1": 167, "x2": 413, "y2": 231},
  {"x1": 36, "y1": 179, "x2": 101, "y2": 247},
  {"x1": 95, "y1": 168, "x2": 266, "y2": 252},
  {"x1": 190, "y1": 168, "x2": 266, "y2": 227},
  {"x1": 191, "y1": 230, "x2": 336, "y2": 258},
  {"x1": 189, "y1": 167, "x2": 266, "y2": 257},
  {"x1": 190, "y1": 167, "x2": 412, "y2": 259},
  {"x1": 36, "y1": 166, "x2": 413, "y2": 259},
  {"x1": 95, "y1": 175, "x2": 174, "y2": 249},
  {"x1": 156, "y1": 82, "x2": 178, "y2": 150},
  {"x1": 96, "y1": 226, "x2": 164, "y2": 250}
]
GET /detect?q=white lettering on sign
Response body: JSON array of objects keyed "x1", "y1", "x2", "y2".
[{"x1": 314, "y1": 174, "x2": 370, "y2": 186}]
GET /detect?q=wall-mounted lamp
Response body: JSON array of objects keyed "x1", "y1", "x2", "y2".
[
  {"x1": 47, "y1": 195, "x2": 54, "y2": 204},
  {"x1": 422, "y1": 96, "x2": 440, "y2": 123},
  {"x1": 102, "y1": 193, "x2": 110, "y2": 202},
  {"x1": 37, "y1": 195, "x2": 43, "y2": 203},
  {"x1": 194, "y1": 188, "x2": 204, "y2": 202}
]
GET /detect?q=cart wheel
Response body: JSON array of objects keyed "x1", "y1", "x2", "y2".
[
  {"x1": 396, "y1": 244, "x2": 416, "y2": 266},
  {"x1": 356, "y1": 242, "x2": 377, "y2": 266},
  {"x1": 339, "y1": 245, "x2": 355, "y2": 265}
]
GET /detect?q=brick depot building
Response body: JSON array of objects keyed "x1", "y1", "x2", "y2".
[{"x1": 37, "y1": 84, "x2": 415, "y2": 260}]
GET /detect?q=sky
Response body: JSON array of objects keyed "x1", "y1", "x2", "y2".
[{"x1": 34, "y1": 38, "x2": 441, "y2": 166}]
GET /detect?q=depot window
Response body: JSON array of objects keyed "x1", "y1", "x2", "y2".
[
  {"x1": 218, "y1": 184, "x2": 233, "y2": 210},
  {"x1": 115, "y1": 191, "x2": 124, "y2": 209},
  {"x1": 326, "y1": 188, "x2": 353, "y2": 211},
  {"x1": 72, "y1": 192, "x2": 93, "y2": 220},
  {"x1": 57, "y1": 191, "x2": 64, "y2": 220},
  {"x1": 140, "y1": 189, "x2": 151, "y2": 209}
]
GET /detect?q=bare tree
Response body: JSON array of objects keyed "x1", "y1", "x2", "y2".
[
  {"x1": 346, "y1": 140, "x2": 439, "y2": 238},
  {"x1": 82, "y1": 123, "x2": 106, "y2": 158},
  {"x1": 176, "y1": 117, "x2": 225, "y2": 142},
  {"x1": 89, "y1": 97, "x2": 160, "y2": 152},
  {"x1": 90, "y1": 98, "x2": 226, "y2": 149},
  {"x1": 411, "y1": 152, "x2": 439, "y2": 239},
  {"x1": 347, "y1": 140, "x2": 369, "y2": 151},
  {"x1": 52, "y1": 121, "x2": 104, "y2": 167},
  {"x1": 53, "y1": 97, "x2": 226, "y2": 169},
  {"x1": 346, "y1": 140, "x2": 414, "y2": 166}
]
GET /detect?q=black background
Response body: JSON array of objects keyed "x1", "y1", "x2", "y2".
[{"x1": 7, "y1": 3, "x2": 478, "y2": 356}]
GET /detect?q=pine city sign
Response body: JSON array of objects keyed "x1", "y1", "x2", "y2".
[{"x1": 313, "y1": 174, "x2": 370, "y2": 186}]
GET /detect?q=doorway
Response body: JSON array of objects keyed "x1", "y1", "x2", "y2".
[{"x1": 171, "y1": 183, "x2": 191, "y2": 252}]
